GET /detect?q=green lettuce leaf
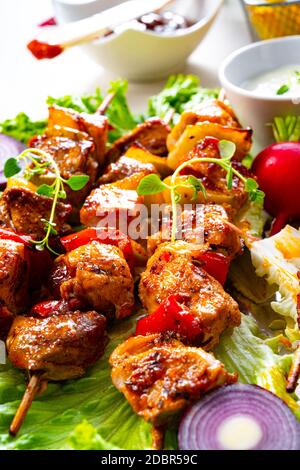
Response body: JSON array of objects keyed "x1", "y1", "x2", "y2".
[
  {"x1": 147, "y1": 74, "x2": 219, "y2": 125},
  {"x1": 47, "y1": 88, "x2": 103, "y2": 114},
  {"x1": 105, "y1": 79, "x2": 140, "y2": 142},
  {"x1": 250, "y1": 225, "x2": 300, "y2": 340},
  {"x1": 0, "y1": 113, "x2": 47, "y2": 144},
  {"x1": 214, "y1": 314, "x2": 300, "y2": 419}
]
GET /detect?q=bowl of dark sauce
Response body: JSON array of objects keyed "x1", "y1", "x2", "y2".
[{"x1": 53, "y1": 0, "x2": 223, "y2": 81}]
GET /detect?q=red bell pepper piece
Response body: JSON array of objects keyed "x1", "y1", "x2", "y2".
[
  {"x1": 135, "y1": 294, "x2": 203, "y2": 344},
  {"x1": 31, "y1": 300, "x2": 62, "y2": 318},
  {"x1": 60, "y1": 227, "x2": 135, "y2": 270},
  {"x1": 198, "y1": 252, "x2": 230, "y2": 286},
  {"x1": 0, "y1": 228, "x2": 31, "y2": 246},
  {"x1": 31, "y1": 299, "x2": 82, "y2": 318}
]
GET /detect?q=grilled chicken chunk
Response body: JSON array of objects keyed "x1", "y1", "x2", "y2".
[
  {"x1": 50, "y1": 241, "x2": 135, "y2": 319},
  {"x1": 98, "y1": 155, "x2": 157, "y2": 185},
  {"x1": 31, "y1": 131, "x2": 98, "y2": 212},
  {"x1": 167, "y1": 100, "x2": 241, "y2": 151},
  {"x1": 110, "y1": 334, "x2": 236, "y2": 426},
  {"x1": 80, "y1": 183, "x2": 144, "y2": 228},
  {"x1": 106, "y1": 118, "x2": 170, "y2": 162},
  {"x1": 47, "y1": 105, "x2": 108, "y2": 165},
  {"x1": 0, "y1": 187, "x2": 71, "y2": 238},
  {"x1": 164, "y1": 141, "x2": 249, "y2": 216},
  {"x1": 147, "y1": 204, "x2": 242, "y2": 258},
  {"x1": 7, "y1": 310, "x2": 107, "y2": 381},
  {"x1": 0, "y1": 239, "x2": 30, "y2": 315},
  {"x1": 139, "y1": 242, "x2": 241, "y2": 349}
]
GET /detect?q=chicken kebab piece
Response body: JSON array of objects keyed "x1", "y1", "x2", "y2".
[
  {"x1": 7, "y1": 299, "x2": 107, "y2": 436},
  {"x1": 139, "y1": 241, "x2": 241, "y2": 350},
  {"x1": 81, "y1": 117, "x2": 172, "y2": 228},
  {"x1": 110, "y1": 334, "x2": 236, "y2": 449},
  {"x1": 0, "y1": 228, "x2": 53, "y2": 338},
  {"x1": 50, "y1": 238, "x2": 135, "y2": 319},
  {"x1": 166, "y1": 99, "x2": 252, "y2": 169},
  {"x1": 29, "y1": 105, "x2": 108, "y2": 220}
]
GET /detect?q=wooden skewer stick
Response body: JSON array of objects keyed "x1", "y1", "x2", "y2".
[
  {"x1": 9, "y1": 374, "x2": 43, "y2": 437},
  {"x1": 97, "y1": 92, "x2": 115, "y2": 115},
  {"x1": 286, "y1": 345, "x2": 300, "y2": 393},
  {"x1": 151, "y1": 425, "x2": 166, "y2": 450}
]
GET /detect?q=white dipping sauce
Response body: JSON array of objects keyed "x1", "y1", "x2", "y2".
[{"x1": 243, "y1": 65, "x2": 300, "y2": 97}]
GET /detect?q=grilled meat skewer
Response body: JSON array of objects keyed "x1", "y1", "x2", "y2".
[
  {"x1": 50, "y1": 241, "x2": 135, "y2": 319},
  {"x1": 7, "y1": 304, "x2": 107, "y2": 435},
  {"x1": 110, "y1": 334, "x2": 236, "y2": 448}
]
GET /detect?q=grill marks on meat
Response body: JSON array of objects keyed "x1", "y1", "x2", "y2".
[
  {"x1": 98, "y1": 156, "x2": 156, "y2": 185},
  {"x1": 47, "y1": 105, "x2": 108, "y2": 166},
  {"x1": 7, "y1": 310, "x2": 107, "y2": 381},
  {"x1": 147, "y1": 204, "x2": 242, "y2": 258},
  {"x1": 139, "y1": 242, "x2": 241, "y2": 349},
  {"x1": 110, "y1": 334, "x2": 236, "y2": 426},
  {"x1": 106, "y1": 118, "x2": 170, "y2": 162},
  {"x1": 80, "y1": 184, "x2": 144, "y2": 228},
  {"x1": 0, "y1": 239, "x2": 30, "y2": 314},
  {"x1": 50, "y1": 242, "x2": 135, "y2": 319},
  {"x1": 31, "y1": 132, "x2": 98, "y2": 210},
  {"x1": 0, "y1": 187, "x2": 71, "y2": 238},
  {"x1": 167, "y1": 100, "x2": 241, "y2": 151}
]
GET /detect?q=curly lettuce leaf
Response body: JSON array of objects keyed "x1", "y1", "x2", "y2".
[
  {"x1": 47, "y1": 88, "x2": 103, "y2": 114},
  {"x1": 251, "y1": 225, "x2": 300, "y2": 339},
  {"x1": 214, "y1": 314, "x2": 300, "y2": 419},
  {"x1": 105, "y1": 79, "x2": 140, "y2": 142},
  {"x1": 0, "y1": 113, "x2": 47, "y2": 144},
  {"x1": 148, "y1": 74, "x2": 219, "y2": 125}
]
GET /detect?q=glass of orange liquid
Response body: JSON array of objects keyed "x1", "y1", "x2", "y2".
[{"x1": 240, "y1": 0, "x2": 300, "y2": 40}]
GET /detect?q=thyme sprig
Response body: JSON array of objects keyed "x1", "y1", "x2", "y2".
[
  {"x1": 4, "y1": 148, "x2": 89, "y2": 254},
  {"x1": 137, "y1": 140, "x2": 264, "y2": 242}
]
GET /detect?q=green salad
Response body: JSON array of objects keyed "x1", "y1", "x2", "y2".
[{"x1": 0, "y1": 75, "x2": 299, "y2": 450}]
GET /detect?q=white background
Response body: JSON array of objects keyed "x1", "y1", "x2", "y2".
[{"x1": 0, "y1": 0, "x2": 251, "y2": 120}]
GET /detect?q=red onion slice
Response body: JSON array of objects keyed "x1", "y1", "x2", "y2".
[
  {"x1": 0, "y1": 134, "x2": 26, "y2": 188},
  {"x1": 178, "y1": 384, "x2": 300, "y2": 450}
]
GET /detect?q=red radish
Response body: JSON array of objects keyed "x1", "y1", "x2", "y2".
[{"x1": 252, "y1": 142, "x2": 300, "y2": 235}]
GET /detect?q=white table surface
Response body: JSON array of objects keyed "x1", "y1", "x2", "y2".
[{"x1": 0, "y1": 0, "x2": 251, "y2": 121}]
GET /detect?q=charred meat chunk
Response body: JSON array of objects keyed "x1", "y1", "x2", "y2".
[
  {"x1": 98, "y1": 155, "x2": 156, "y2": 185},
  {"x1": 110, "y1": 334, "x2": 236, "y2": 426},
  {"x1": 139, "y1": 242, "x2": 241, "y2": 350},
  {"x1": 50, "y1": 241, "x2": 135, "y2": 319},
  {"x1": 0, "y1": 239, "x2": 30, "y2": 314},
  {"x1": 0, "y1": 187, "x2": 71, "y2": 238},
  {"x1": 7, "y1": 310, "x2": 107, "y2": 381},
  {"x1": 106, "y1": 118, "x2": 170, "y2": 162}
]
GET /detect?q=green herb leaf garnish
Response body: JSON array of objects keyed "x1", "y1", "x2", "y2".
[
  {"x1": 276, "y1": 84, "x2": 290, "y2": 95},
  {"x1": 66, "y1": 175, "x2": 90, "y2": 191},
  {"x1": 4, "y1": 157, "x2": 22, "y2": 178},
  {"x1": 137, "y1": 174, "x2": 168, "y2": 195},
  {"x1": 5, "y1": 148, "x2": 89, "y2": 254},
  {"x1": 137, "y1": 140, "x2": 265, "y2": 242},
  {"x1": 187, "y1": 175, "x2": 207, "y2": 201},
  {"x1": 219, "y1": 140, "x2": 236, "y2": 160}
]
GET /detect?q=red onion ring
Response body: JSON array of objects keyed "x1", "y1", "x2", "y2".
[{"x1": 178, "y1": 384, "x2": 300, "y2": 450}]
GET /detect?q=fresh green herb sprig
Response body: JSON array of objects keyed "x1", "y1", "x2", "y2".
[
  {"x1": 137, "y1": 140, "x2": 264, "y2": 242},
  {"x1": 4, "y1": 148, "x2": 89, "y2": 254},
  {"x1": 276, "y1": 70, "x2": 300, "y2": 96}
]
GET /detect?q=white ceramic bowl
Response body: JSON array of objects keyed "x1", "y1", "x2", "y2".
[
  {"x1": 219, "y1": 35, "x2": 300, "y2": 152},
  {"x1": 53, "y1": 0, "x2": 223, "y2": 82}
]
